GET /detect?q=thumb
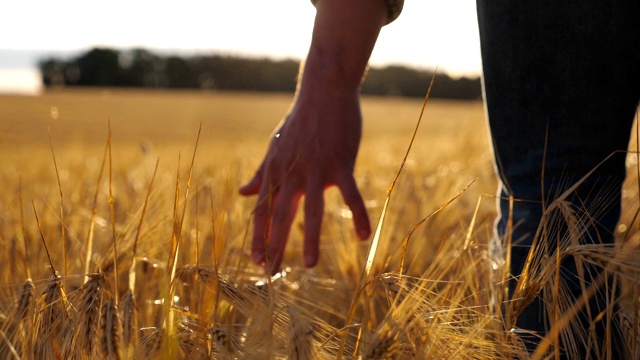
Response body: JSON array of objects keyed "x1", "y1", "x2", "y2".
[{"x1": 239, "y1": 162, "x2": 265, "y2": 196}]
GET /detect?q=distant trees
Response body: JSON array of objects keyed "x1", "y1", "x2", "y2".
[
  {"x1": 39, "y1": 47, "x2": 481, "y2": 100},
  {"x1": 362, "y1": 65, "x2": 481, "y2": 99}
]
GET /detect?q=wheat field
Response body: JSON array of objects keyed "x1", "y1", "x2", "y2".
[{"x1": 0, "y1": 88, "x2": 638, "y2": 359}]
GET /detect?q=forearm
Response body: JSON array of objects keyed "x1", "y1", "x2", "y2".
[{"x1": 298, "y1": 0, "x2": 387, "y2": 97}]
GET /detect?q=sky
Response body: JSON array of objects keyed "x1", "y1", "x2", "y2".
[{"x1": 0, "y1": 0, "x2": 482, "y2": 94}]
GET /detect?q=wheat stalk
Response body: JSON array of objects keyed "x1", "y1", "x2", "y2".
[
  {"x1": 84, "y1": 133, "x2": 110, "y2": 282},
  {"x1": 339, "y1": 71, "x2": 437, "y2": 359},
  {"x1": 0, "y1": 328, "x2": 20, "y2": 360},
  {"x1": 47, "y1": 127, "x2": 68, "y2": 276},
  {"x1": 107, "y1": 121, "x2": 120, "y2": 306},
  {"x1": 164, "y1": 127, "x2": 202, "y2": 358},
  {"x1": 18, "y1": 179, "x2": 32, "y2": 281}
]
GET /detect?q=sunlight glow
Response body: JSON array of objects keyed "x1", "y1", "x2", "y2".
[
  {"x1": 0, "y1": 69, "x2": 42, "y2": 95},
  {"x1": 1, "y1": 1, "x2": 480, "y2": 71},
  {"x1": 0, "y1": 1, "x2": 482, "y2": 93}
]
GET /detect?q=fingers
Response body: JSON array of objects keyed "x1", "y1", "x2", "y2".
[
  {"x1": 250, "y1": 174, "x2": 302, "y2": 275},
  {"x1": 239, "y1": 162, "x2": 265, "y2": 196},
  {"x1": 250, "y1": 179, "x2": 272, "y2": 265},
  {"x1": 336, "y1": 173, "x2": 371, "y2": 240},
  {"x1": 266, "y1": 184, "x2": 301, "y2": 275},
  {"x1": 246, "y1": 162, "x2": 368, "y2": 273},
  {"x1": 303, "y1": 180, "x2": 325, "y2": 267}
]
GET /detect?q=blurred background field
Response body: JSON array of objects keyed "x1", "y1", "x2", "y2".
[
  {"x1": 0, "y1": 88, "x2": 497, "y2": 274},
  {"x1": 2, "y1": 89, "x2": 639, "y2": 358},
  {"x1": 0, "y1": 89, "x2": 509, "y2": 358}
]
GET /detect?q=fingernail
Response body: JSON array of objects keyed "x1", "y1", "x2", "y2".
[
  {"x1": 252, "y1": 252, "x2": 265, "y2": 265},
  {"x1": 304, "y1": 255, "x2": 318, "y2": 267},
  {"x1": 358, "y1": 228, "x2": 371, "y2": 239}
]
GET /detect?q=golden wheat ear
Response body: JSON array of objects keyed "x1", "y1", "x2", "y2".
[
  {"x1": 33, "y1": 274, "x2": 70, "y2": 359},
  {"x1": 72, "y1": 272, "x2": 106, "y2": 357},
  {"x1": 286, "y1": 305, "x2": 317, "y2": 360},
  {"x1": 0, "y1": 279, "x2": 33, "y2": 358},
  {"x1": 14, "y1": 279, "x2": 35, "y2": 322},
  {"x1": 120, "y1": 288, "x2": 138, "y2": 351},
  {"x1": 136, "y1": 326, "x2": 163, "y2": 360},
  {"x1": 100, "y1": 299, "x2": 122, "y2": 360}
]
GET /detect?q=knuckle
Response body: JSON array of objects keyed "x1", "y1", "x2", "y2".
[{"x1": 254, "y1": 201, "x2": 270, "y2": 217}]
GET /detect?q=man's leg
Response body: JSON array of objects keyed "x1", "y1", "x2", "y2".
[{"x1": 476, "y1": 0, "x2": 640, "y2": 357}]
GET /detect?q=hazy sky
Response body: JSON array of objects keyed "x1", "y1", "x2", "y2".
[
  {"x1": 2, "y1": 1, "x2": 481, "y2": 71},
  {"x1": 1, "y1": 1, "x2": 482, "y2": 92}
]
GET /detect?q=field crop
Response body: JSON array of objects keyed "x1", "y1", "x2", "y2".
[{"x1": 0, "y1": 88, "x2": 638, "y2": 359}]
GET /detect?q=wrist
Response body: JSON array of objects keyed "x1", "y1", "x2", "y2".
[{"x1": 298, "y1": 49, "x2": 363, "y2": 97}]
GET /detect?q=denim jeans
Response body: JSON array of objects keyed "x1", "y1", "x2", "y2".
[{"x1": 477, "y1": 1, "x2": 640, "y2": 358}]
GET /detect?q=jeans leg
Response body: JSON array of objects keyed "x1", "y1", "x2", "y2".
[{"x1": 476, "y1": 0, "x2": 640, "y2": 358}]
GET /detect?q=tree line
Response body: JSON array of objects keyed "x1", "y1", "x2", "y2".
[{"x1": 39, "y1": 48, "x2": 481, "y2": 100}]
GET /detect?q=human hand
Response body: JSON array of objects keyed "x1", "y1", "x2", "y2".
[
  {"x1": 239, "y1": 93, "x2": 371, "y2": 274},
  {"x1": 239, "y1": 0, "x2": 386, "y2": 275}
]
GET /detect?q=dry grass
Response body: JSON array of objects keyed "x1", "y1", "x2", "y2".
[{"x1": 0, "y1": 88, "x2": 639, "y2": 359}]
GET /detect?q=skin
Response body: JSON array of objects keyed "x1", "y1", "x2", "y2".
[{"x1": 239, "y1": 0, "x2": 387, "y2": 274}]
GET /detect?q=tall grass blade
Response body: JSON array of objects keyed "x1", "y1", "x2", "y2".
[
  {"x1": 85, "y1": 133, "x2": 110, "y2": 282},
  {"x1": 338, "y1": 70, "x2": 437, "y2": 359},
  {"x1": 48, "y1": 127, "x2": 67, "y2": 276}
]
